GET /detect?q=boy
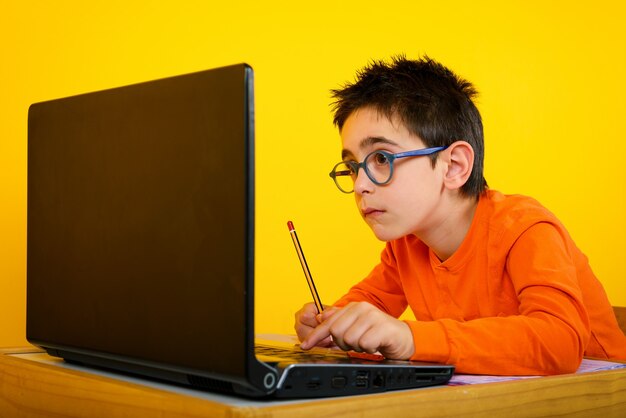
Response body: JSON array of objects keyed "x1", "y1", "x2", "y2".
[{"x1": 295, "y1": 56, "x2": 626, "y2": 375}]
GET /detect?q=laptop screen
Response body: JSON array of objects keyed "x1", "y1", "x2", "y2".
[{"x1": 27, "y1": 64, "x2": 255, "y2": 378}]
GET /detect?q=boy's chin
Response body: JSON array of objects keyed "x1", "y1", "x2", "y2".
[{"x1": 369, "y1": 226, "x2": 406, "y2": 242}]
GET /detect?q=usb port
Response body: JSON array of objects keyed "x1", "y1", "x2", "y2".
[
  {"x1": 355, "y1": 371, "x2": 369, "y2": 388},
  {"x1": 331, "y1": 376, "x2": 347, "y2": 388}
]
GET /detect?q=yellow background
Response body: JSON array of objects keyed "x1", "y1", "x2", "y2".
[{"x1": 1, "y1": 1, "x2": 625, "y2": 346}]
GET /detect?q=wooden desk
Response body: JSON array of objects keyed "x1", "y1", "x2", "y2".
[{"x1": 1, "y1": 346, "x2": 625, "y2": 417}]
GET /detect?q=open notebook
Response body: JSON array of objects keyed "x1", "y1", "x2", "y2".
[{"x1": 26, "y1": 63, "x2": 454, "y2": 398}]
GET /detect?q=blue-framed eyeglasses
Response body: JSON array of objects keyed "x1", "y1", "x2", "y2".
[{"x1": 329, "y1": 146, "x2": 447, "y2": 193}]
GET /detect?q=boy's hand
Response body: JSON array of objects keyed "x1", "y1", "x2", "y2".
[
  {"x1": 294, "y1": 302, "x2": 335, "y2": 347},
  {"x1": 300, "y1": 302, "x2": 415, "y2": 360}
]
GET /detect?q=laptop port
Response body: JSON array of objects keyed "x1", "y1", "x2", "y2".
[
  {"x1": 306, "y1": 379, "x2": 321, "y2": 390},
  {"x1": 372, "y1": 373, "x2": 385, "y2": 388},
  {"x1": 355, "y1": 371, "x2": 369, "y2": 388},
  {"x1": 331, "y1": 376, "x2": 347, "y2": 388}
]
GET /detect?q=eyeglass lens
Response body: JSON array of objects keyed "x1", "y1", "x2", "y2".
[
  {"x1": 333, "y1": 151, "x2": 392, "y2": 193},
  {"x1": 365, "y1": 151, "x2": 392, "y2": 183}
]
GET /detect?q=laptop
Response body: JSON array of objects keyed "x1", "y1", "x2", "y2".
[{"x1": 26, "y1": 63, "x2": 454, "y2": 398}]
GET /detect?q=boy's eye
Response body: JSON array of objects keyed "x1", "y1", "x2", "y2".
[
  {"x1": 344, "y1": 163, "x2": 357, "y2": 175},
  {"x1": 371, "y1": 151, "x2": 390, "y2": 166},
  {"x1": 336, "y1": 161, "x2": 357, "y2": 176}
]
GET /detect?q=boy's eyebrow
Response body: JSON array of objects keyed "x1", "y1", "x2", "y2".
[{"x1": 341, "y1": 136, "x2": 399, "y2": 160}]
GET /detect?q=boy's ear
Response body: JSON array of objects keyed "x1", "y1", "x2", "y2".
[{"x1": 441, "y1": 141, "x2": 474, "y2": 191}]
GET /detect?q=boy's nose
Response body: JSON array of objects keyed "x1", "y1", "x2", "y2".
[{"x1": 353, "y1": 169, "x2": 374, "y2": 195}]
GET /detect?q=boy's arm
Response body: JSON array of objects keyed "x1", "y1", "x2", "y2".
[
  {"x1": 407, "y1": 222, "x2": 590, "y2": 375},
  {"x1": 333, "y1": 242, "x2": 408, "y2": 318}
]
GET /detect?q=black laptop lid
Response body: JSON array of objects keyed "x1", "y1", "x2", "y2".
[{"x1": 27, "y1": 64, "x2": 256, "y2": 382}]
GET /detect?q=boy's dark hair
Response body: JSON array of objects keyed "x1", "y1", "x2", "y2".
[{"x1": 331, "y1": 55, "x2": 488, "y2": 198}]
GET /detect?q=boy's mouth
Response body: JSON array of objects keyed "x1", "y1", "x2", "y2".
[{"x1": 362, "y1": 207, "x2": 385, "y2": 218}]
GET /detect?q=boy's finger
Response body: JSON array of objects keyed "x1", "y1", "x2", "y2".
[
  {"x1": 294, "y1": 321, "x2": 314, "y2": 340},
  {"x1": 318, "y1": 336, "x2": 335, "y2": 347},
  {"x1": 300, "y1": 322, "x2": 331, "y2": 350},
  {"x1": 300, "y1": 311, "x2": 319, "y2": 327},
  {"x1": 319, "y1": 306, "x2": 339, "y2": 322}
]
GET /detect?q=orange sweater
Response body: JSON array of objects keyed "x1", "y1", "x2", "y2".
[{"x1": 334, "y1": 190, "x2": 626, "y2": 375}]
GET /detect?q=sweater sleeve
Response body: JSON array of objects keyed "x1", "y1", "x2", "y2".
[
  {"x1": 407, "y1": 222, "x2": 590, "y2": 375},
  {"x1": 333, "y1": 243, "x2": 409, "y2": 318}
]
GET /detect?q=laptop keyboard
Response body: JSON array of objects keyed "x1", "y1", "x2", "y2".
[{"x1": 255, "y1": 344, "x2": 348, "y2": 362}]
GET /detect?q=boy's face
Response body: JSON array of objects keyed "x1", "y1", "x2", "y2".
[{"x1": 339, "y1": 107, "x2": 447, "y2": 241}]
